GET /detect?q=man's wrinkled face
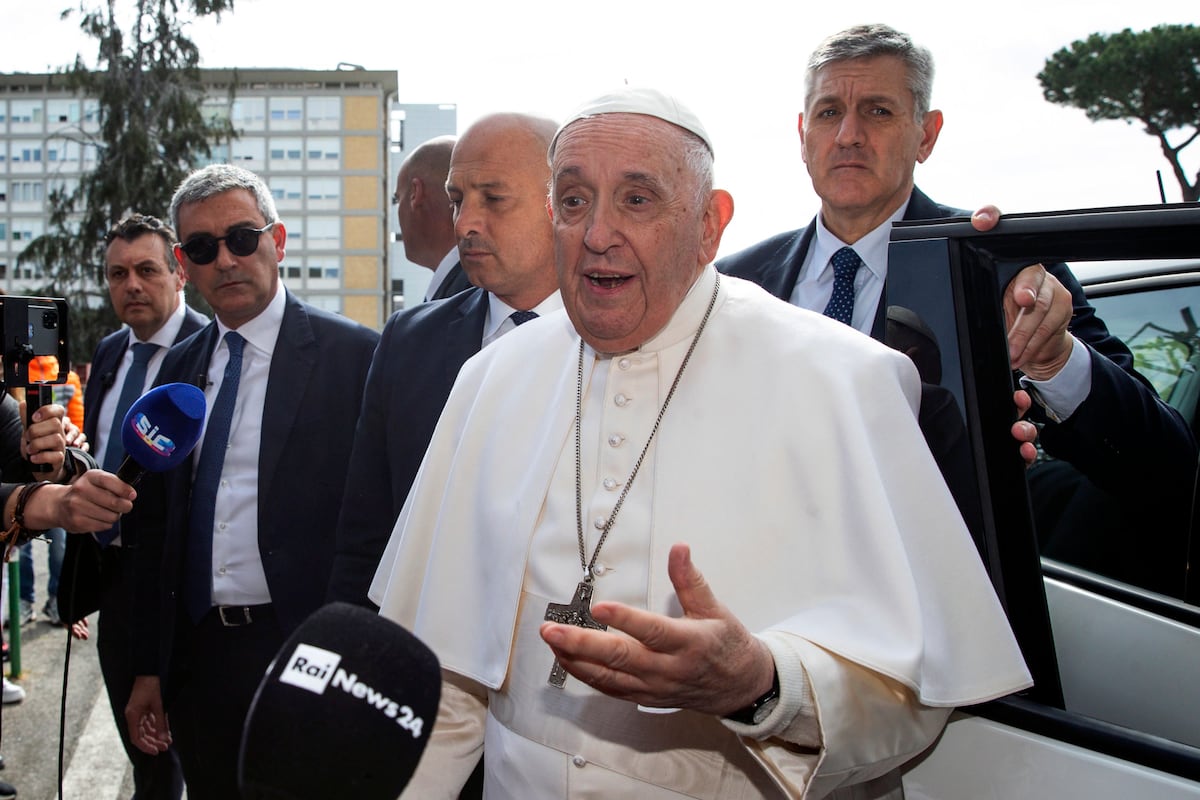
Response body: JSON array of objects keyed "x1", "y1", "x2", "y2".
[
  {"x1": 801, "y1": 55, "x2": 941, "y2": 232},
  {"x1": 105, "y1": 234, "x2": 184, "y2": 341},
  {"x1": 550, "y1": 114, "x2": 731, "y2": 354}
]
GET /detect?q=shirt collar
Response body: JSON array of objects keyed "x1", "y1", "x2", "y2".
[
  {"x1": 483, "y1": 291, "x2": 564, "y2": 342},
  {"x1": 424, "y1": 248, "x2": 463, "y2": 301},
  {"x1": 812, "y1": 196, "x2": 911, "y2": 284}
]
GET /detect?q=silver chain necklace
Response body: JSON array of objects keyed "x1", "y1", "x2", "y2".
[{"x1": 544, "y1": 273, "x2": 720, "y2": 687}]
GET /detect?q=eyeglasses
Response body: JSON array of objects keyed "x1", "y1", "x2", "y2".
[{"x1": 178, "y1": 223, "x2": 273, "y2": 265}]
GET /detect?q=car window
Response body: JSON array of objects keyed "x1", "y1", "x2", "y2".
[
  {"x1": 1025, "y1": 273, "x2": 1199, "y2": 601},
  {"x1": 1088, "y1": 281, "x2": 1200, "y2": 430}
]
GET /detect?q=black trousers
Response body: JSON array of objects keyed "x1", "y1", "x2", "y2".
[
  {"x1": 96, "y1": 546, "x2": 185, "y2": 800},
  {"x1": 167, "y1": 604, "x2": 283, "y2": 800}
]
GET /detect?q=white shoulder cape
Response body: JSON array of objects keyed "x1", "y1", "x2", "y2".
[{"x1": 371, "y1": 269, "x2": 1032, "y2": 707}]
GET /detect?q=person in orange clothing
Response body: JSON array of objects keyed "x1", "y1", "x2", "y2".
[
  {"x1": 28, "y1": 355, "x2": 84, "y2": 431},
  {"x1": 16, "y1": 354, "x2": 84, "y2": 625}
]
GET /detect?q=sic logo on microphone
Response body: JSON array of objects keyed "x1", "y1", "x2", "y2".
[{"x1": 279, "y1": 643, "x2": 342, "y2": 694}]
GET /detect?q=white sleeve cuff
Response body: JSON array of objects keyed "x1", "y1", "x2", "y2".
[{"x1": 1019, "y1": 334, "x2": 1091, "y2": 422}]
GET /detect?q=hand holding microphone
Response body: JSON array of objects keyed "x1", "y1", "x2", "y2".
[{"x1": 46, "y1": 382, "x2": 206, "y2": 534}]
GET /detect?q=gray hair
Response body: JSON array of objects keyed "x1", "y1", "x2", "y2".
[
  {"x1": 680, "y1": 128, "x2": 714, "y2": 212},
  {"x1": 169, "y1": 163, "x2": 279, "y2": 234},
  {"x1": 805, "y1": 24, "x2": 935, "y2": 119}
]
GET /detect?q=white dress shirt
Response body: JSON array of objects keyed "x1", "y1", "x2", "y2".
[{"x1": 195, "y1": 284, "x2": 285, "y2": 607}]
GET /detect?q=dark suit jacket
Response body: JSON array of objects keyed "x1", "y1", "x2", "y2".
[
  {"x1": 429, "y1": 261, "x2": 473, "y2": 301},
  {"x1": 129, "y1": 291, "x2": 380, "y2": 682},
  {"x1": 326, "y1": 287, "x2": 489, "y2": 606},
  {"x1": 58, "y1": 305, "x2": 209, "y2": 625},
  {"x1": 717, "y1": 186, "x2": 1196, "y2": 500}
]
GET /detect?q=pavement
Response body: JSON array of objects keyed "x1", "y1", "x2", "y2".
[{"x1": 2, "y1": 544, "x2": 137, "y2": 800}]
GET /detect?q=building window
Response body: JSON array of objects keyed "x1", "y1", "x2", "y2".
[
  {"x1": 306, "y1": 137, "x2": 340, "y2": 170},
  {"x1": 46, "y1": 99, "x2": 79, "y2": 125},
  {"x1": 201, "y1": 97, "x2": 230, "y2": 126},
  {"x1": 232, "y1": 98, "x2": 266, "y2": 131},
  {"x1": 11, "y1": 181, "x2": 45, "y2": 203},
  {"x1": 305, "y1": 216, "x2": 340, "y2": 249},
  {"x1": 307, "y1": 256, "x2": 341, "y2": 286},
  {"x1": 270, "y1": 176, "x2": 303, "y2": 210},
  {"x1": 269, "y1": 97, "x2": 303, "y2": 130},
  {"x1": 269, "y1": 137, "x2": 303, "y2": 169},
  {"x1": 306, "y1": 177, "x2": 340, "y2": 209},
  {"x1": 231, "y1": 137, "x2": 265, "y2": 167},
  {"x1": 10, "y1": 100, "x2": 43, "y2": 126},
  {"x1": 12, "y1": 220, "x2": 44, "y2": 244},
  {"x1": 46, "y1": 138, "x2": 80, "y2": 165},
  {"x1": 305, "y1": 97, "x2": 341, "y2": 131}
]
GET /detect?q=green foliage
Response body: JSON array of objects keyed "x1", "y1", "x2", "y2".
[
  {"x1": 1039, "y1": 24, "x2": 1200, "y2": 202},
  {"x1": 19, "y1": 0, "x2": 235, "y2": 361}
]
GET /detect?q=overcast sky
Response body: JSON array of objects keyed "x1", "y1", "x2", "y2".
[{"x1": 4, "y1": 1, "x2": 1197, "y2": 256}]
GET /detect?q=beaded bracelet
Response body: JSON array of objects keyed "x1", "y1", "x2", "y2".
[{"x1": 2, "y1": 480, "x2": 53, "y2": 560}]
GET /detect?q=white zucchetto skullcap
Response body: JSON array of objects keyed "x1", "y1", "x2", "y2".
[{"x1": 550, "y1": 87, "x2": 713, "y2": 159}]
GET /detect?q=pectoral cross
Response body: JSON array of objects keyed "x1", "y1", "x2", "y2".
[{"x1": 544, "y1": 580, "x2": 607, "y2": 688}]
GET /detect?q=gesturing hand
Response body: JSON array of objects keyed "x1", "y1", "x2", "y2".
[{"x1": 539, "y1": 542, "x2": 776, "y2": 716}]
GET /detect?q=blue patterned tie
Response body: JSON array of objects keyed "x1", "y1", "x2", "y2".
[
  {"x1": 510, "y1": 310, "x2": 538, "y2": 326},
  {"x1": 823, "y1": 247, "x2": 863, "y2": 326},
  {"x1": 96, "y1": 342, "x2": 160, "y2": 546},
  {"x1": 184, "y1": 331, "x2": 245, "y2": 622}
]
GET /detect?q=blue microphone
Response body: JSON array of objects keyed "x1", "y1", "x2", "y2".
[{"x1": 116, "y1": 382, "x2": 206, "y2": 484}]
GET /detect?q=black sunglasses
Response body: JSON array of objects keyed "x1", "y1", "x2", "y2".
[{"x1": 178, "y1": 223, "x2": 273, "y2": 265}]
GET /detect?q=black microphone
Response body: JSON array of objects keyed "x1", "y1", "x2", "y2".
[
  {"x1": 239, "y1": 602, "x2": 442, "y2": 800},
  {"x1": 100, "y1": 370, "x2": 116, "y2": 390},
  {"x1": 115, "y1": 382, "x2": 206, "y2": 484}
]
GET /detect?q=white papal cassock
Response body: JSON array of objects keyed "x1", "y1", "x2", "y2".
[{"x1": 371, "y1": 266, "x2": 1032, "y2": 799}]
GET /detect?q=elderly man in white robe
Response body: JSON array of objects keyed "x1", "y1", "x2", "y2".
[{"x1": 371, "y1": 88, "x2": 1032, "y2": 799}]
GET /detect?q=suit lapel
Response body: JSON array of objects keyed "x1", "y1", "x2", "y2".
[
  {"x1": 259, "y1": 293, "x2": 316, "y2": 511},
  {"x1": 83, "y1": 331, "x2": 131, "y2": 444},
  {"x1": 445, "y1": 289, "x2": 489, "y2": 389}
]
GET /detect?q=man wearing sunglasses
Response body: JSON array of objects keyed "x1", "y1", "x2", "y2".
[{"x1": 122, "y1": 164, "x2": 380, "y2": 800}]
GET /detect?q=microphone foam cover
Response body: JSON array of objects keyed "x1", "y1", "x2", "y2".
[
  {"x1": 119, "y1": 382, "x2": 206, "y2": 472},
  {"x1": 239, "y1": 602, "x2": 442, "y2": 800}
]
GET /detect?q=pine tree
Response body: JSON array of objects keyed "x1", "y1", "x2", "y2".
[{"x1": 1039, "y1": 24, "x2": 1200, "y2": 203}]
